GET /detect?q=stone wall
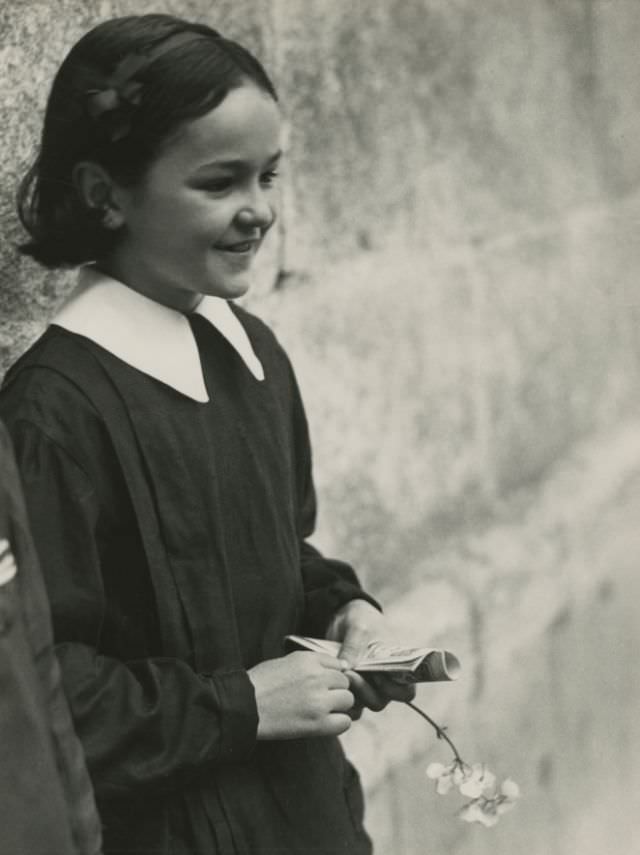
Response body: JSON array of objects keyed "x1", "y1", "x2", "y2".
[{"x1": 2, "y1": 2, "x2": 640, "y2": 853}]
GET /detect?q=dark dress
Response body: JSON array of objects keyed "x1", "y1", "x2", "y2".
[
  {"x1": 0, "y1": 422, "x2": 102, "y2": 855},
  {"x1": 0, "y1": 306, "x2": 375, "y2": 855}
]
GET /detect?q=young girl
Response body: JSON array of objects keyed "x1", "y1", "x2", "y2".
[{"x1": 1, "y1": 14, "x2": 413, "y2": 855}]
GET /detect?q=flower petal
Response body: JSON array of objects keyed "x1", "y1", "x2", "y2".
[
  {"x1": 477, "y1": 810, "x2": 500, "y2": 827},
  {"x1": 452, "y1": 763, "x2": 471, "y2": 785},
  {"x1": 426, "y1": 762, "x2": 447, "y2": 780},
  {"x1": 500, "y1": 778, "x2": 521, "y2": 800},
  {"x1": 459, "y1": 778, "x2": 485, "y2": 798},
  {"x1": 480, "y1": 769, "x2": 497, "y2": 796},
  {"x1": 436, "y1": 775, "x2": 455, "y2": 795},
  {"x1": 459, "y1": 802, "x2": 484, "y2": 824}
]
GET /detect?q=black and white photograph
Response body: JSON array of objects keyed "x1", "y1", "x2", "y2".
[{"x1": 1, "y1": 2, "x2": 638, "y2": 854}]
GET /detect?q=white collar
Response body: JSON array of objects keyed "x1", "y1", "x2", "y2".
[{"x1": 50, "y1": 266, "x2": 264, "y2": 403}]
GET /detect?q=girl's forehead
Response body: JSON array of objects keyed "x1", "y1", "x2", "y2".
[{"x1": 168, "y1": 85, "x2": 282, "y2": 167}]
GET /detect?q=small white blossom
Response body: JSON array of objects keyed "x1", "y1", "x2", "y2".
[
  {"x1": 459, "y1": 799, "x2": 500, "y2": 827},
  {"x1": 458, "y1": 776, "x2": 521, "y2": 827},
  {"x1": 411, "y1": 701, "x2": 519, "y2": 829},
  {"x1": 458, "y1": 764, "x2": 496, "y2": 799},
  {"x1": 426, "y1": 761, "x2": 470, "y2": 795}
]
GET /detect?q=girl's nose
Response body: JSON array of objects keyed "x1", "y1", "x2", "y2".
[{"x1": 236, "y1": 195, "x2": 276, "y2": 232}]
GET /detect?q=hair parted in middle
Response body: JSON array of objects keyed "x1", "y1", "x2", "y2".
[{"x1": 18, "y1": 13, "x2": 278, "y2": 268}]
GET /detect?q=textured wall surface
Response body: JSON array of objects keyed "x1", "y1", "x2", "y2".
[{"x1": 2, "y1": 2, "x2": 640, "y2": 854}]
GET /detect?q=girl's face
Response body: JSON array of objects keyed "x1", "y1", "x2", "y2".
[{"x1": 104, "y1": 83, "x2": 282, "y2": 311}]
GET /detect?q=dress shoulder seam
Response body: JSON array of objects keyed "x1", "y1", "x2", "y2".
[
  {"x1": 4, "y1": 360, "x2": 104, "y2": 421},
  {"x1": 9, "y1": 415, "x2": 96, "y2": 489}
]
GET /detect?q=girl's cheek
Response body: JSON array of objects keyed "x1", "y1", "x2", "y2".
[{"x1": 205, "y1": 204, "x2": 241, "y2": 231}]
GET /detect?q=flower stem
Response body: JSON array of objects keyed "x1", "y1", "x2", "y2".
[{"x1": 405, "y1": 701, "x2": 464, "y2": 765}]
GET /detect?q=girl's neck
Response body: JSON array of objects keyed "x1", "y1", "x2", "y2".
[{"x1": 96, "y1": 257, "x2": 204, "y2": 314}]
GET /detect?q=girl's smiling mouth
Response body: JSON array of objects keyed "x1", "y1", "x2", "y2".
[
  {"x1": 216, "y1": 237, "x2": 262, "y2": 254},
  {"x1": 213, "y1": 238, "x2": 262, "y2": 272},
  {"x1": 223, "y1": 242, "x2": 254, "y2": 253}
]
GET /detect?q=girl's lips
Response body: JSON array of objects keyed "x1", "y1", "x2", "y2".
[
  {"x1": 221, "y1": 243, "x2": 252, "y2": 253},
  {"x1": 213, "y1": 241, "x2": 260, "y2": 269},
  {"x1": 217, "y1": 238, "x2": 261, "y2": 253}
]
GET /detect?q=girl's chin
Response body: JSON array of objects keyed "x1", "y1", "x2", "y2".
[{"x1": 204, "y1": 275, "x2": 252, "y2": 300}]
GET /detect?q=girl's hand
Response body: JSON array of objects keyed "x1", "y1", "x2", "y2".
[
  {"x1": 248, "y1": 651, "x2": 355, "y2": 740},
  {"x1": 326, "y1": 599, "x2": 417, "y2": 714}
]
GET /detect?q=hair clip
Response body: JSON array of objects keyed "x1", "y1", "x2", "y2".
[
  {"x1": 85, "y1": 30, "x2": 211, "y2": 142},
  {"x1": 86, "y1": 50, "x2": 157, "y2": 142},
  {"x1": 87, "y1": 82, "x2": 144, "y2": 142}
]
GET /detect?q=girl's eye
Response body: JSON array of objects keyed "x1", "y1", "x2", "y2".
[
  {"x1": 202, "y1": 177, "x2": 234, "y2": 193},
  {"x1": 260, "y1": 169, "x2": 279, "y2": 187}
]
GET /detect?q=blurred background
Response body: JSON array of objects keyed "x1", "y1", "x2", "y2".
[{"x1": 2, "y1": 1, "x2": 640, "y2": 853}]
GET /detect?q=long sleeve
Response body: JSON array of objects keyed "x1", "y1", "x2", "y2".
[
  {"x1": 288, "y1": 362, "x2": 381, "y2": 637},
  {"x1": 6, "y1": 418, "x2": 258, "y2": 800},
  {"x1": 0, "y1": 422, "x2": 102, "y2": 855}
]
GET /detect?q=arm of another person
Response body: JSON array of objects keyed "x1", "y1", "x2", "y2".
[{"x1": 0, "y1": 422, "x2": 102, "y2": 855}]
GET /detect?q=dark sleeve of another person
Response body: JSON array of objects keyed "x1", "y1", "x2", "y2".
[{"x1": 0, "y1": 421, "x2": 103, "y2": 855}]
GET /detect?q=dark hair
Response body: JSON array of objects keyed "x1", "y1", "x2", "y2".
[{"x1": 17, "y1": 14, "x2": 278, "y2": 268}]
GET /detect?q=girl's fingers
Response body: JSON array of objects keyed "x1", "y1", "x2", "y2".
[
  {"x1": 329, "y1": 688, "x2": 355, "y2": 712},
  {"x1": 337, "y1": 622, "x2": 370, "y2": 668},
  {"x1": 346, "y1": 670, "x2": 388, "y2": 712},
  {"x1": 326, "y1": 669, "x2": 351, "y2": 690},
  {"x1": 313, "y1": 653, "x2": 350, "y2": 671},
  {"x1": 369, "y1": 674, "x2": 417, "y2": 703},
  {"x1": 326, "y1": 713, "x2": 352, "y2": 736}
]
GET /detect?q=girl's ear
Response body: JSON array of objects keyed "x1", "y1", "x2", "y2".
[{"x1": 72, "y1": 161, "x2": 125, "y2": 230}]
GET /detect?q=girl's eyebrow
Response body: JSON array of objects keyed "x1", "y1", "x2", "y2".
[{"x1": 194, "y1": 150, "x2": 282, "y2": 173}]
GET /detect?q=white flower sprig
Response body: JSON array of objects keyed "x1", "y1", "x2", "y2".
[{"x1": 406, "y1": 701, "x2": 520, "y2": 827}]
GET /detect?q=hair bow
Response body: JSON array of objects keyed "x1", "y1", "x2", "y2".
[
  {"x1": 85, "y1": 31, "x2": 206, "y2": 142},
  {"x1": 86, "y1": 54, "x2": 149, "y2": 142}
]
